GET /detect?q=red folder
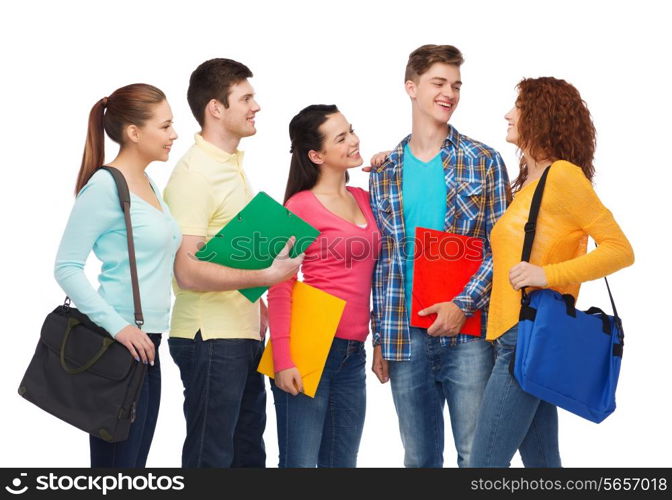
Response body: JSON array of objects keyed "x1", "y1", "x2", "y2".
[{"x1": 410, "y1": 227, "x2": 484, "y2": 336}]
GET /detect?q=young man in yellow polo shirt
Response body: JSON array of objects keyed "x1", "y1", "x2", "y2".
[{"x1": 164, "y1": 58, "x2": 303, "y2": 468}]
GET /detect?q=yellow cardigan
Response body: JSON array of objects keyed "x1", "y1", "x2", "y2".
[{"x1": 486, "y1": 160, "x2": 634, "y2": 341}]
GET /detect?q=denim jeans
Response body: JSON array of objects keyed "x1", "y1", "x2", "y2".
[
  {"x1": 469, "y1": 324, "x2": 562, "y2": 467},
  {"x1": 388, "y1": 328, "x2": 493, "y2": 468},
  {"x1": 271, "y1": 338, "x2": 366, "y2": 468},
  {"x1": 90, "y1": 334, "x2": 162, "y2": 467},
  {"x1": 168, "y1": 331, "x2": 266, "y2": 468}
]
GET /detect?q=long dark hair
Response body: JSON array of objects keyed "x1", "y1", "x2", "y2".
[
  {"x1": 76, "y1": 83, "x2": 166, "y2": 194},
  {"x1": 511, "y1": 77, "x2": 596, "y2": 193},
  {"x1": 283, "y1": 104, "x2": 349, "y2": 203}
]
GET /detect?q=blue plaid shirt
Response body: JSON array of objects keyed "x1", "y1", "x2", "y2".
[{"x1": 369, "y1": 126, "x2": 510, "y2": 361}]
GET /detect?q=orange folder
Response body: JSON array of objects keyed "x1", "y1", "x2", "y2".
[
  {"x1": 410, "y1": 227, "x2": 483, "y2": 336},
  {"x1": 258, "y1": 281, "x2": 346, "y2": 398}
]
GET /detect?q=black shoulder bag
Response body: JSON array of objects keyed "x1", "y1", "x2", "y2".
[{"x1": 18, "y1": 166, "x2": 147, "y2": 442}]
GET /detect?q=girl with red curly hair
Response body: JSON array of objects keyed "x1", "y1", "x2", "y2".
[{"x1": 469, "y1": 77, "x2": 634, "y2": 467}]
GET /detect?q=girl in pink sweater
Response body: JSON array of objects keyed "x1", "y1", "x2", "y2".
[{"x1": 267, "y1": 105, "x2": 380, "y2": 467}]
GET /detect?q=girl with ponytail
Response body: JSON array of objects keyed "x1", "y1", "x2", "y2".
[
  {"x1": 54, "y1": 84, "x2": 182, "y2": 467},
  {"x1": 267, "y1": 105, "x2": 381, "y2": 467}
]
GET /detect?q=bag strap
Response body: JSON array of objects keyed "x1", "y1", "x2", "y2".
[
  {"x1": 519, "y1": 165, "x2": 552, "y2": 305},
  {"x1": 520, "y1": 166, "x2": 551, "y2": 263},
  {"x1": 519, "y1": 164, "x2": 621, "y2": 323},
  {"x1": 63, "y1": 168, "x2": 144, "y2": 328},
  {"x1": 99, "y1": 166, "x2": 144, "y2": 327}
]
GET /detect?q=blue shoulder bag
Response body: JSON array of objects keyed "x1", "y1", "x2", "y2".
[{"x1": 513, "y1": 165, "x2": 624, "y2": 423}]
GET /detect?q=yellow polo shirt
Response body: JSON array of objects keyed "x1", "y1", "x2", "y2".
[{"x1": 164, "y1": 133, "x2": 260, "y2": 340}]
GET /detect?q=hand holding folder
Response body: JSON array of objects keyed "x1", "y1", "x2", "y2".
[
  {"x1": 258, "y1": 282, "x2": 346, "y2": 398},
  {"x1": 410, "y1": 227, "x2": 483, "y2": 336},
  {"x1": 195, "y1": 192, "x2": 320, "y2": 302}
]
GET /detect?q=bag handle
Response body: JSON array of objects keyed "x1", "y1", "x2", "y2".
[
  {"x1": 60, "y1": 317, "x2": 115, "y2": 375},
  {"x1": 519, "y1": 164, "x2": 621, "y2": 325},
  {"x1": 65, "y1": 166, "x2": 144, "y2": 328}
]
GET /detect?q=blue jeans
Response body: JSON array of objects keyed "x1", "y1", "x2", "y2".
[
  {"x1": 90, "y1": 334, "x2": 162, "y2": 467},
  {"x1": 271, "y1": 338, "x2": 366, "y2": 468},
  {"x1": 469, "y1": 324, "x2": 562, "y2": 467},
  {"x1": 168, "y1": 331, "x2": 266, "y2": 468},
  {"x1": 388, "y1": 328, "x2": 493, "y2": 468}
]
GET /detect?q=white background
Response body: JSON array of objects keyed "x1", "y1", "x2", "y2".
[{"x1": 1, "y1": 0, "x2": 669, "y2": 467}]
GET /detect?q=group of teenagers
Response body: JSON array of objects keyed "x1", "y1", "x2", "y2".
[{"x1": 54, "y1": 44, "x2": 635, "y2": 469}]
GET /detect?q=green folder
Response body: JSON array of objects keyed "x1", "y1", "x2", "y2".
[{"x1": 195, "y1": 191, "x2": 320, "y2": 302}]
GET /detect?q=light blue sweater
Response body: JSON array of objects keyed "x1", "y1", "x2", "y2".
[{"x1": 54, "y1": 169, "x2": 182, "y2": 336}]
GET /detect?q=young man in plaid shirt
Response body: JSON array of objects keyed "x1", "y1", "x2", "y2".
[{"x1": 368, "y1": 44, "x2": 510, "y2": 467}]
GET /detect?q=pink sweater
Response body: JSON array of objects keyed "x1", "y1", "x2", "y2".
[{"x1": 267, "y1": 187, "x2": 381, "y2": 372}]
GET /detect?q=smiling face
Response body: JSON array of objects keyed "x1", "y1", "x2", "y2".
[
  {"x1": 127, "y1": 99, "x2": 178, "y2": 163},
  {"x1": 220, "y1": 79, "x2": 260, "y2": 139},
  {"x1": 504, "y1": 105, "x2": 521, "y2": 146},
  {"x1": 406, "y1": 62, "x2": 461, "y2": 125},
  {"x1": 309, "y1": 112, "x2": 362, "y2": 170}
]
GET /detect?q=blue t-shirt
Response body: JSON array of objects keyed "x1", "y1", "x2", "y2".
[{"x1": 401, "y1": 144, "x2": 447, "y2": 315}]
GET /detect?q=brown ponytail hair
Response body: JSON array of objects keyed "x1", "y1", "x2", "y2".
[{"x1": 75, "y1": 83, "x2": 166, "y2": 194}]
